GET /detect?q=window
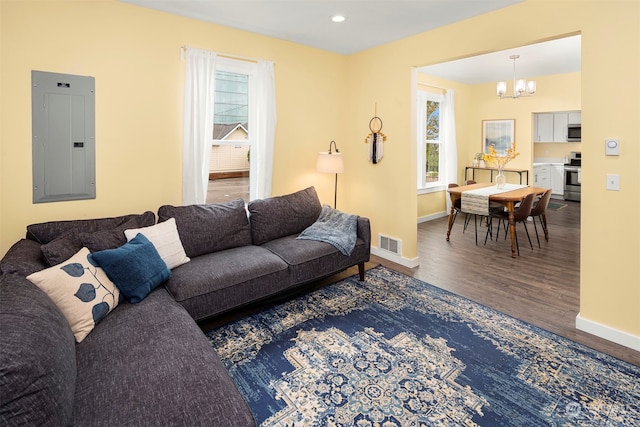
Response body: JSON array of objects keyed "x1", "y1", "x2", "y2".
[
  {"x1": 208, "y1": 58, "x2": 256, "y2": 203},
  {"x1": 183, "y1": 48, "x2": 275, "y2": 206},
  {"x1": 417, "y1": 91, "x2": 445, "y2": 191}
]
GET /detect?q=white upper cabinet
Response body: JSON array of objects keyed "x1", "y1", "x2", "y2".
[
  {"x1": 533, "y1": 110, "x2": 580, "y2": 143},
  {"x1": 534, "y1": 113, "x2": 554, "y2": 143},
  {"x1": 568, "y1": 111, "x2": 581, "y2": 124},
  {"x1": 553, "y1": 113, "x2": 569, "y2": 142}
]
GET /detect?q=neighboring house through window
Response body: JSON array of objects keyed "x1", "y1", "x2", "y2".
[{"x1": 208, "y1": 60, "x2": 254, "y2": 203}]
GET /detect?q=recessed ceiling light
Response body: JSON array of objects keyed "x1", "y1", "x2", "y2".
[{"x1": 331, "y1": 15, "x2": 346, "y2": 23}]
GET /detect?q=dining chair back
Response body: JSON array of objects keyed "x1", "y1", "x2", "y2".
[
  {"x1": 485, "y1": 192, "x2": 536, "y2": 255},
  {"x1": 530, "y1": 189, "x2": 552, "y2": 247},
  {"x1": 448, "y1": 182, "x2": 479, "y2": 243}
]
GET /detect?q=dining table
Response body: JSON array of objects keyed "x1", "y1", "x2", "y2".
[{"x1": 447, "y1": 182, "x2": 548, "y2": 258}]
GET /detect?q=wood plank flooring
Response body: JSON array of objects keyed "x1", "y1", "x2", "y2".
[
  {"x1": 375, "y1": 200, "x2": 640, "y2": 366},
  {"x1": 200, "y1": 198, "x2": 640, "y2": 366}
]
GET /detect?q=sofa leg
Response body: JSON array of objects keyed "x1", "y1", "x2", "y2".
[{"x1": 358, "y1": 262, "x2": 365, "y2": 281}]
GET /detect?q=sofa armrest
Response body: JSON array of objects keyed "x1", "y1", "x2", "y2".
[
  {"x1": 357, "y1": 217, "x2": 371, "y2": 252},
  {"x1": 0, "y1": 239, "x2": 47, "y2": 279}
]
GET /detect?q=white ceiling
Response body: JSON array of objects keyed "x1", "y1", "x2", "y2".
[
  {"x1": 119, "y1": 0, "x2": 580, "y2": 81},
  {"x1": 418, "y1": 35, "x2": 581, "y2": 84},
  {"x1": 119, "y1": 0, "x2": 523, "y2": 55}
]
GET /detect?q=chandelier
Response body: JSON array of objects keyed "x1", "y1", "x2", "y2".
[{"x1": 497, "y1": 55, "x2": 536, "y2": 99}]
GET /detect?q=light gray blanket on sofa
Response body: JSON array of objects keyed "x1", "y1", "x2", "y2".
[{"x1": 297, "y1": 205, "x2": 357, "y2": 255}]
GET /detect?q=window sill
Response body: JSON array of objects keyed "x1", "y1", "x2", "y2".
[{"x1": 418, "y1": 184, "x2": 445, "y2": 195}]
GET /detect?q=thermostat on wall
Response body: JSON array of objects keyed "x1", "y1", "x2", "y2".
[{"x1": 605, "y1": 138, "x2": 619, "y2": 156}]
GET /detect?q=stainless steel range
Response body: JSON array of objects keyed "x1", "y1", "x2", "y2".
[{"x1": 564, "y1": 151, "x2": 581, "y2": 202}]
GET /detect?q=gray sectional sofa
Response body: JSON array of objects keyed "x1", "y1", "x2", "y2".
[{"x1": 0, "y1": 186, "x2": 371, "y2": 426}]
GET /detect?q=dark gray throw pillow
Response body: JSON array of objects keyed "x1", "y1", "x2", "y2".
[
  {"x1": 248, "y1": 186, "x2": 322, "y2": 245},
  {"x1": 40, "y1": 229, "x2": 82, "y2": 266},
  {"x1": 36, "y1": 212, "x2": 156, "y2": 264},
  {"x1": 158, "y1": 199, "x2": 252, "y2": 258}
]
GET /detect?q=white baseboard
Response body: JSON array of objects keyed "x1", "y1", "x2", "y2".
[
  {"x1": 370, "y1": 247, "x2": 420, "y2": 269},
  {"x1": 576, "y1": 313, "x2": 640, "y2": 352},
  {"x1": 418, "y1": 211, "x2": 449, "y2": 224}
]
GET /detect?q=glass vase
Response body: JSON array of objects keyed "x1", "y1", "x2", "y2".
[{"x1": 496, "y1": 170, "x2": 506, "y2": 189}]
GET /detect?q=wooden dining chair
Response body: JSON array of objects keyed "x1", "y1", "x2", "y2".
[
  {"x1": 529, "y1": 189, "x2": 552, "y2": 248},
  {"x1": 448, "y1": 182, "x2": 481, "y2": 245},
  {"x1": 484, "y1": 192, "x2": 536, "y2": 255}
]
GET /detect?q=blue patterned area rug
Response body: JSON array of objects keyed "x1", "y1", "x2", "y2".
[{"x1": 206, "y1": 266, "x2": 640, "y2": 426}]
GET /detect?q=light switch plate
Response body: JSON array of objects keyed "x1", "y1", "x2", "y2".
[
  {"x1": 606, "y1": 174, "x2": 620, "y2": 190},
  {"x1": 605, "y1": 138, "x2": 620, "y2": 155}
]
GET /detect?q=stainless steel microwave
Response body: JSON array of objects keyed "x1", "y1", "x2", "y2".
[{"x1": 567, "y1": 123, "x2": 581, "y2": 142}]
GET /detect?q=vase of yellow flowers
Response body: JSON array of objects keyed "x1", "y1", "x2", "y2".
[{"x1": 483, "y1": 144, "x2": 519, "y2": 189}]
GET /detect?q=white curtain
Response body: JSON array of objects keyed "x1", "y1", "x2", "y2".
[
  {"x1": 182, "y1": 48, "x2": 217, "y2": 205},
  {"x1": 250, "y1": 60, "x2": 276, "y2": 200},
  {"x1": 443, "y1": 89, "x2": 458, "y2": 211}
]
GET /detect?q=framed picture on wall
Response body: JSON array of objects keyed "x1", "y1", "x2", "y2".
[{"x1": 482, "y1": 119, "x2": 515, "y2": 154}]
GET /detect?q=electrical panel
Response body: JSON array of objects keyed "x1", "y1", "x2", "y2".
[{"x1": 32, "y1": 70, "x2": 96, "y2": 203}]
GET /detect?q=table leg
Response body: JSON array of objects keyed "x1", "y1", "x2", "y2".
[
  {"x1": 541, "y1": 212, "x2": 549, "y2": 241},
  {"x1": 507, "y1": 201, "x2": 517, "y2": 258},
  {"x1": 446, "y1": 196, "x2": 458, "y2": 241}
]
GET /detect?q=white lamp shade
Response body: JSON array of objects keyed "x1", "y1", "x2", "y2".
[
  {"x1": 496, "y1": 81, "x2": 507, "y2": 96},
  {"x1": 316, "y1": 152, "x2": 344, "y2": 173},
  {"x1": 527, "y1": 80, "x2": 536, "y2": 94}
]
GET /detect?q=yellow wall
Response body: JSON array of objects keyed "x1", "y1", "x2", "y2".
[
  {"x1": 1, "y1": 1, "x2": 639, "y2": 347},
  {"x1": 0, "y1": 0, "x2": 347, "y2": 253},
  {"x1": 346, "y1": 0, "x2": 639, "y2": 342}
]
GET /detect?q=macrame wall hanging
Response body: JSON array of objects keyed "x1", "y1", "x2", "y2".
[{"x1": 364, "y1": 105, "x2": 387, "y2": 164}]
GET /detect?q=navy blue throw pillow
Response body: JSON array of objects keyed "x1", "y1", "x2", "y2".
[{"x1": 89, "y1": 233, "x2": 170, "y2": 303}]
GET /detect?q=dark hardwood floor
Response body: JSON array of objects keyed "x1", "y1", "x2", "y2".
[{"x1": 200, "y1": 198, "x2": 640, "y2": 366}]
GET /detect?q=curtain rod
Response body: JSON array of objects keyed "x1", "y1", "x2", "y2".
[{"x1": 180, "y1": 45, "x2": 264, "y2": 63}]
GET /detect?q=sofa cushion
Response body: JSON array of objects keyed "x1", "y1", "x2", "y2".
[
  {"x1": 158, "y1": 199, "x2": 252, "y2": 258},
  {"x1": 124, "y1": 218, "x2": 190, "y2": 269},
  {"x1": 165, "y1": 245, "x2": 289, "y2": 321},
  {"x1": 0, "y1": 276, "x2": 77, "y2": 426},
  {"x1": 90, "y1": 234, "x2": 170, "y2": 304},
  {"x1": 73, "y1": 287, "x2": 256, "y2": 426},
  {"x1": 248, "y1": 186, "x2": 322, "y2": 245},
  {"x1": 26, "y1": 211, "x2": 156, "y2": 245},
  {"x1": 262, "y1": 234, "x2": 370, "y2": 285},
  {"x1": 26, "y1": 247, "x2": 120, "y2": 342}
]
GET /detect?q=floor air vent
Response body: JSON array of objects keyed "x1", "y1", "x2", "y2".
[{"x1": 379, "y1": 234, "x2": 402, "y2": 256}]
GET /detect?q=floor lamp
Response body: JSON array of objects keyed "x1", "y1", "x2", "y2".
[{"x1": 316, "y1": 140, "x2": 344, "y2": 209}]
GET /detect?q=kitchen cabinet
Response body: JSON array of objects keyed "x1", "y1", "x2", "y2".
[
  {"x1": 533, "y1": 164, "x2": 550, "y2": 188},
  {"x1": 533, "y1": 113, "x2": 554, "y2": 143},
  {"x1": 553, "y1": 113, "x2": 569, "y2": 142},
  {"x1": 550, "y1": 164, "x2": 564, "y2": 196},
  {"x1": 533, "y1": 110, "x2": 580, "y2": 143},
  {"x1": 568, "y1": 111, "x2": 581, "y2": 124}
]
